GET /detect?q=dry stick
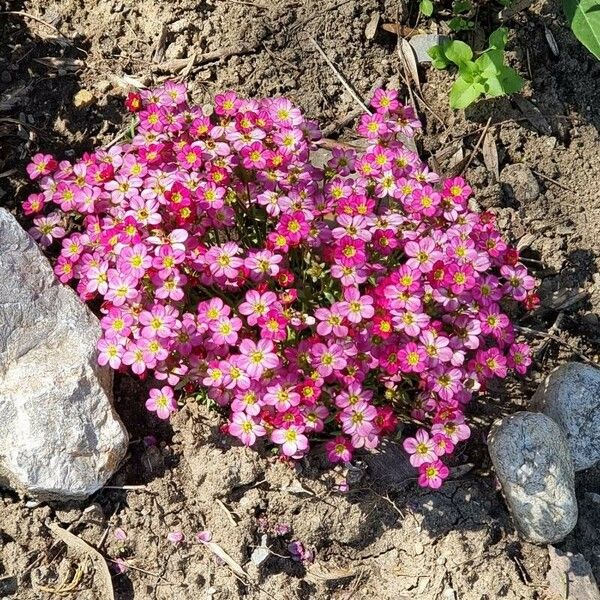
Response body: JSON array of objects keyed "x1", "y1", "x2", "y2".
[
  {"x1": 261, "y1": 41, "x2": 299, "y2": 71},
  {"x1": 321, "y1": 108, "x2": 363, "y2": 137},
  {"x1": 307, "y1": 36, "x2": 371, "y2": 114},
  {"x1": 460, "y1": 117, "x2": 492, "y2": 175},
  {"x1": 531, "y1": 169, "x2": 575, "y2": 194},
  {"x1": 105, "y1": 558, "x2": 168, "y2": 580},
  {"x1": 515, "y1": 325, "x2": 599, "y2": 367},
  {"x1": 0, "y1": 10, "x2": 63, "y2": 35},
  {"x1": 103, "y1": 484, "x2": 148, "y2": 490}
]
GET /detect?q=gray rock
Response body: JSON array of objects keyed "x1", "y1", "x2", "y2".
[
  {"x1": 532, "y1": 362, "x2": 600, "y2": 471},
  {"x1": 409, "y1": 34, "x2": 450, "y2": 63},
  {"x1": 0, "y1": 209, "x2": 128, "y2": 501},
  {"x1": 488, "y1": 412, "x2": 577, "y2": 544},
  {"x1": 546, "y1": 547, "x2": 600, "y2": 600},
  {"x1": 500, "y1": 163, "x2": 540, "y2": 202}
]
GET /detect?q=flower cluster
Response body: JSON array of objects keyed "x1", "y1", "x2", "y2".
[{"x1": 23, "y1": 82, "x2": 535, "y2": 487}]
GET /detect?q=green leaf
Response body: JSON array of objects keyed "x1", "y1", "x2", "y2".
[
  {"x1": 420, "y1": 0, "x2": 434, "y2": 17},
  {"x1": 497, "y1": 65, "x2": 525, "y2": 94},
  {"x1": 428, "y1": 44, "x2": 451, "y2": 69},
  {"x1": 488, "y1": 27, "x2": 509, "y2": 50},
  {"x1": 562, "y1": 0, "x2": 600, "y2": 60},
  {"x1": 449, "y1": 76, "x2": 484, "y2": 109},
  {"x1": 448, "y1": 16, "x2": 474, "y2": 32},
  {"x1": 444, "y1": 40, "x2": 474, "y2": 64},
  {"x1": 483, "y1": 75, "x2": 505, "y2": 97},
  {"x1": 452, "y1": 0, "x2": 472, "y2": 14},
  {"x1": 475, "y1": 49, "x2": 504, "y2": 76}
]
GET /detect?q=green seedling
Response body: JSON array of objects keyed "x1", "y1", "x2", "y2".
[{"x1": 429, "y1": 27, "x2": 524, "y2": 109}]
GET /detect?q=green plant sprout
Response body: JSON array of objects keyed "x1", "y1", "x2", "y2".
[{"x1": 429, "y1": 27, "x2": 524, "y2": 109}]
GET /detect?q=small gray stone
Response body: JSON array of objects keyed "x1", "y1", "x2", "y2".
[
  {"x1": 532, "y1": 362, "x2": 600, "y2": 472},
  {"x1": 546, "y1": 547, "x2": 600, "y2": 600},
  {"x1": 488, "y1": 412, "x2": 577, "y2": 544},
  {"x1": 500, "y1": 164, "x2": 540, "y2": 202},
  {"x1": 0, "y1": 209, "x2": 128, "y2": 501},
  {"x1": 409, "y1": 34, "x2": 449, "y2": 63}
]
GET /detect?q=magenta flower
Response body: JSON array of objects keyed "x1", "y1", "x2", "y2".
[
  {"x1": 238, "y1": 338, "x2": 279, "y2": 379},
  {"x1": 403, "y1": 429, "x2": 438, "y2": 467},
  {"x1": 271, "y1": 425, "x2": 308, "y2": 457},
  {"x1": 325, "y1": 436, "x2": 353, "y2": 463},
  {"x1": 338, "y1": 287, "x2": 374, "y2": 324},
  {"x1": 229, "y1": 412, "x2": 266, "y2": 446},
  {"x1": 418, "y1": 460, "x2": 449, "y2": 489},
  {"x1": 145, "y1": 386, "x2": 177, "y2": 419}
]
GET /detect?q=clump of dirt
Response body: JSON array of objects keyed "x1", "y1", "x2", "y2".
[{"x1": 2, "y1": 0, "x2": 600, "y2": 598}]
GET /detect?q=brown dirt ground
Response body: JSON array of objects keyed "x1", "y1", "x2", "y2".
[{"x1": 1, "y1": 0, "x2": 600, "y2": 598}]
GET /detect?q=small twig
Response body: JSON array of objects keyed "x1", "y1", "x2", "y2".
[
  {"x1": 307, "y1": 35, "x2": 370, "y2": 113},
  {"x1": 103, "y1": 127, "x2": 130, "y2": 149},
  {"x1": 515, "y1": 325, "x2": 599, "y2": 367},
  {"x1": 261, "y1": 41, "x2": 298, "y2": 71},
  {"x1": 215, "y1": 498, "x2": 238, "y2": 526},
  {"x1": 0, "y1": 169, "x2": 17, "y2": 179},
  {"x1": 1, "y1": 10, "x2": 64, "y2": 36},
  {"x1": 106, "y1": 558, "x2": 169, "y2": 580},
  {"x1": 103, "y1": 484, "x2": 148, "y2": 490},
  {"x1": 460, "y1": 117, "x2": 492, "y2": 175},
  {"x1": 531, "y1": 169, "x2": 575, "y2": 194},
  {"x1": 321, "y1": 108, "x2": 363, "y2": 137}
]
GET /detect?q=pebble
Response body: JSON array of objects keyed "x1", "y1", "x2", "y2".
[
  {"x1": 532, "y1": 362, "x2": 600, "y2": 471},
  {"x1": 488, "y1": 411, "x2": 577, "y2": 544},
  {"x1": 500, "y1": 164, "x2": 540, "y2": 202}
]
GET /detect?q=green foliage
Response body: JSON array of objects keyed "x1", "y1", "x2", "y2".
[
  {"x1": 562, "y1": 0, "x2": 600, "y2": 60},
  {"x1": 420, "y1": 0, "x2": 434, "y2": 16},
  {"x1": 429, "y1": 28, "x2": 524, "y2": 109}
]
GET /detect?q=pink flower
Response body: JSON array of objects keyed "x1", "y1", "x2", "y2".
[
  {"x1": 238, "y1": 338, "x2": 279, "y2": 379},
  {"x1": 310, "y1": 343, "x2": 347, "y2": 377},
  {"x1": 146, "y1": 386, "x2": 177, "y2": 419},
  {"x1": 338, "y1": 287, "x2": 374, "y2": 324},
  {"x1": 97, "y1": 338, "x2": 124, "y2": 369},
  {"x1": 229, "y1": 412, "x2": 266, "y2": 446},
  {"x1": 325, "y1": 436, "x2": 353, "y2": 463},
  {"x1": 418, "y1": 460, "x2": 449, "y2": 489},
  {"x1": 271, "y1": 425, "x2": 309, "y2": 457},
  {"x1": 340, "y1": 401, "x2": 377, "y2": 437},
  {"x1": 26, "y1": 153, "x2": 57, "y2": 180},
  {"x1": 403, "y1": 429, "x2": 438, "y2": 467},
  {"x1": 239, "y1": 290, "x2": 277, "y2": 326}
]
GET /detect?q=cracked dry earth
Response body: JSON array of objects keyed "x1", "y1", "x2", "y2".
[{"x1": 2, "y1": 0, "x2": 600, "y2": 598}]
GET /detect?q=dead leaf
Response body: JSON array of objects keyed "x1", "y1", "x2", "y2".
[
  {"x1": 203, "y1": 541, "x2": 248, "y2": 579},
  {"x1": 306, "y1": 563, "x2": 357, "y2": 583},
  {"x1": 112, "y1": 74, "x2": 147, "y2": 90},
  {"x1": 381, "y1": 23, "x2": 415, "y2": 37},
  {"x1": 482, "y1": 130, "x2": 499, "y2": 181},
  {"x1": 516, "y1": 232, "x2": 537, "y2": 251},
  {"x1": 365, "y1": 12, "x2": 380, "y2": 40},
  {"x1": 513, "y1": 97, "x2": 552, "y2": 136},
  {"x1": 499, "y1": 0, "x2": 534, "y2": 20},
  {"x1": 398, "y1": 38, "x2": 421, "y2": 92},
  {"x1": 73, "y1": 89, "x2": 96, "y2": 108},
  {"x1": 46, "y1": 523, "x2": 115, "y2": 600},
  {"x1": 544, "y1": 25, "x2": 560, "y2": 58},
  {"x1": 34, "y1": 56, "x2": 84, "y2": 71}
]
